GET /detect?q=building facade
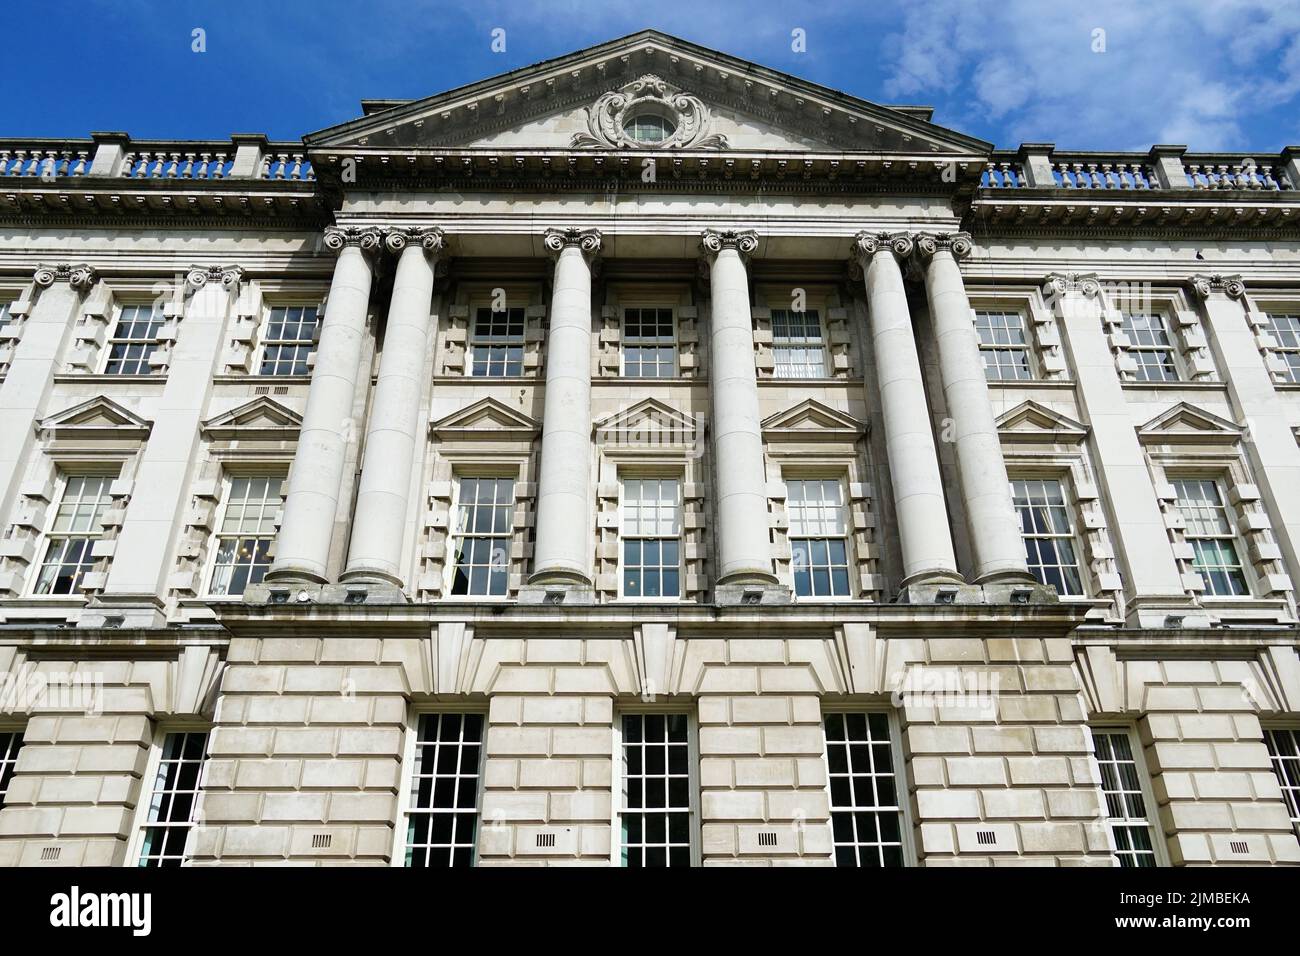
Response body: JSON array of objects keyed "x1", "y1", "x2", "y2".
[{"x1": 1, "y1": 30, "x2": 1299, "y2": 867}]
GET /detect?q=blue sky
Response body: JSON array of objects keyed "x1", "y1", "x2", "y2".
[{"x1": 8, "y1": 0, "x2": 1300, "y2": 151}]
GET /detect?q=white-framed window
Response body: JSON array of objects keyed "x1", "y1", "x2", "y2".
[
  {"x1": 132, "y1": 729, "x2": 209, "y2": 867},
  {"x1": 0, "y1": 729, "x2": 24, "y2": 809},
  {"x1": 102, "y1": 304, "x2": 164, "y2": 375},
  {"x1": 258, "y1": 305, "x2": 319, "y2": 376},
  {"x1": 771, "y1": 308, "x2": 827, "y2": 379},
  {"x1": 786, "y1": 478, "x2": 851, "y2": 598},
  {"x1": 1172, "y1": 478, "x2": 1250, "y2": 596},
  {"x1": 1263, "y1": 311, "x2": 1300, "y2": 383},
  {"x1": 399, "y1": 712, "x2": 484, "y2": 868},
  {"x1": 449, "y1": 476, "x2": 514, "y2": 597},
  {"x1": 207, "y1": 475, "x2": 283, "y2": 596},
  {"x1": 32, "y1": 473, "x2": 116, "y2": 595},
  {"x1": 1264, "y1": 727, "x2": 1300, "y2": 839},
  {"x1": 621, "y1": 307, "x2": 676, "y2": 378},
  {"x1": 469, "y1": 306, "x2": 525, "y2": 377},
  {"x1": 1120, "y1": 311, "x2": 1181, "y2": 382},
  {"x1": 615, "y1": 712, "x2": 698, "y2": 867},
  {"x1": 974, "y1": 309, "x2": 1034, "y2": 381},
  {"x1": 1091, "y1": 728, "x2": 1161, "y2": 868},
  {"x1": 1010, "y1": 477, "x2": 1086, "y2": 596},
  {"x1": 824, "y1": 710, "x2": 908, "y2": 867},
  {"x1": 620, "y1": 477, "x2": 681, "y2": 599}
]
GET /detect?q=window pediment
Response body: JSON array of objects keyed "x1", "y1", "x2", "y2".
[
  {"x1": 37, "y1": 396, "x2": 153, "y2": 442},
  {"x1": 762, "y1": 399, "x2": 867, "y2": 442},
  {"x1": 996, "y1": 401, "x2": 1089, "y2": 443},
  {"x1": 201, "y1": 397, "x2": 303, "y2": 441},
  {"x1": 1136, "y1": 402, "x2": 1242, "y2": 445},
  {"x1": 594, "y1": 398, "x2": 698, "y2": 455},
  {"x1": 430, "y1": 397, "x2": 541, "y2": 442}
]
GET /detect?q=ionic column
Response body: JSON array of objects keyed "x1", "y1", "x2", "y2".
[
  {"x1": 700, "y1": 229, "x2": 779, "y2": 588},
  {"x1": 853, "y1": 232, "x2": 960, "y2": 585},
  {"x1": 267, "y1": 226, "x2": 380, "y2": 584},
  {"x1": 528, "y1": 227, "x2": 601, "y2": 587},
  {"x1": 917, "y1": 232, "x2": 1032, "y2": 584},
  {"x1": 342, "y1": 227, "x2": 445, "y2": 588}
]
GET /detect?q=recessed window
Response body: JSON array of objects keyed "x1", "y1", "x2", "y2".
[
  {"x1": 469, "y1": 307, "x2": 525, "y2": 377},
  {"x1": 621, "y1": 478, "x2": 681, "y2": 599},
  {"x1": 33, "y1": 474, "x2": 116, "y2": 595},
  {"x1": 1091, "y1": 729, "x2": 1159, "y2": 868},
  {"x1": 1173, "y1": 478, "x2": 1249, "y2": 596},
  {"x1": 137, "y1": 731, "x2": 209, "y2": 867},
  {"x1": 1121, "y1": 312, "x2": 1181, "y2": 382},
  {"x1": 771, "y1": 309, "x2": 827, "y2": 379},
  {"x1": 1263, "y1": 728, "x2": 1300, "y2": 839},
  {"x1": 450, "y1": 477, "x2": 514, "y2": 597},
  {"x1": 258, "y1": 306, "x2": 318, "y2": 376},
  {"x1": 0, "y1": 730, "x2": 24, "y2": 810},
  {"x1": 103, "y1": 304, "x2": 164, "y2": 375},
  {"x1": 622, "y1": 307, "x2": 676, "y2": 378},
  {"x1": 974, "y1": 310, "x2": 1033, "y2": 381},
  {"x1": 1011, "y1": 478, "x2": 1085, "y2": 596},
  {"x1": 403, "y1": 713, "x2": 483, "y2": 868},
  {"x1": 824, "y1": 712, "x2": 906, "y2": 867},
  {"x1": 618, "y1": 713, "x2": 694, "y2": 867},
  {"x1": 787, "y1": 478, "x2": 851, "y2": 598},
  {"x1": 1263, "y1": 312, "x2": 1300, "y2": 383},
  {"x1": 623, "y1": 114, "x2": 675, "y2": 143},
  {"x1": 209, "y1": 475, "x2": 283, "y2": 596}
]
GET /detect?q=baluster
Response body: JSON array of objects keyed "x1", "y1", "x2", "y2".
[
  {"x1": 163, "y1": 152, "x2": 178, "y2": 178},
  {"x1": 1100, "y1": 163, "x2": 1117, "y2": 188},
  {"x1": 304, "y1": 161, "x2": 315, "y2": 181},
  {"x1": 1216, "y1": 164, "x2": 1232, "y2": 189},
  {"x1": 274, "y1": 153, "x2": 288, "y2": 180},
  {"x1": 14, "y1": 150, "x2": 31, "y2": 176},
  {"x1": 0, "y1": 151, "x2": 10, "y2": 176},
  {"x1": 1262, "y1": 166, "x2": 1280, "y2": 190},
  {"x1": 71, "y1": 150, "x2": 88, "y2": 176},
  {"x1": 137, "y1": 151, "x2": 153, "y2": 178},
  {"x1": 288, "y1": 154, "x2": 303, "y2": 180},
  {"x1": 178, "y1": 154, "x2": 194, "y2": 178},
  {"x1": 212, "y1": 153, "x2": 227, "y2": 179},
  {"x1": 1073, "y1": 163, "x2": 1088, "y2": 188},
  {"x1": 258, "y1": 154, "x2": 273, "y2": 179}
]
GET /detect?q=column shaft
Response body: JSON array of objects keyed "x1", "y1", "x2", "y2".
[
  {"x1": 268, "y1": 228, "x2": 378, "y2": 583},
  {"x1": 343, "y1": 229, "x2": 443, "y2": 587},
  {"x1": 856, "y1": 232, "x2": 960, "y2": 585},
  {"x1": 529, "y1": 229, "x2": 600, "y2": 586},
  {"x1": 702, "y1": 230, "x2": 777, "y2": 586},
  {"x1": 920, "y1": 235, "x2": 1030, "y2": 583}
]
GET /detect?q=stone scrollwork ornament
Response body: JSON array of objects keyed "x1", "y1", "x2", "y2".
[
  {"x1": 323, "y1": 226, "x2": 384, "y2": 255},
  {"x1": 33, "y1": 263, "x2": 97, "y2": 291},
  {"x1": 1045, "y1": 272, "x2": 1103, "y2": 298},
  {"x1": 852, "y1": 231, "x2": 914, "y2": 264},
  {"x1": 542, "y1": 227, "x2": 603, "y2": 256},
  {"x1": 1190, "y1": 273, "x2": 1246, "y2": 299},
  {"x1": 571, "y1": 74, "x2": 728, "y2": 150},
  {"x1": 699, "y1": 229, "x2": 758, "y2": 256},
  {"x1": 915, "y1": 231, "x2": 974, "y2": 260},
  {"x1": 385, "y1": 226, "x2": 446, "y2": 255},
  {"x1": 185, "y1": 265, "x2": 244, "y2": 292}
]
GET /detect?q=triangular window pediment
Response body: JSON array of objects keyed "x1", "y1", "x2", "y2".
[
  {"x1": 595, "y1": 398, "x2": 698, "y2": 450},
  {"x1": 201, "y1": 397, "x2": 302, "y2": 440},
  {"x1": 1137, "y1": 402, "x2": 1241, "y2": 444},
  {"x1": 38, "y1": 396, "x2": 152, "y2": 441},
  {"x1": 996, "y1": 401, "x2": 1089, "y2": 442},
  {"x1": 431, "y1": 398, "x2": 540, "y2": 440},
  {"x1": 762, "y1": 399, "x2": 867, "y2": 442}
]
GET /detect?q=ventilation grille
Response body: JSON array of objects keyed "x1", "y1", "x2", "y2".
[
  {"x1": 253, "y1": 385, "x2": 270, "y2": 395},
  {"x1": 535, "y1": 833, "x2": 556, "y2": 848},
  {"x1": 40, "y1": 846, "x2": 60, "y2": 861},
  {"x1": 311, "y1": 833, "x2": 332, "y2": 849},
  {"x1": 757, "y1": 832, "x2": 777, "y2": 847},
  {"x1": 1230, "y1": 840, "x2": 1248, "y2": 854},
  {"x1": 976, "y1": 830, "x2": 997, "y2": 846}
]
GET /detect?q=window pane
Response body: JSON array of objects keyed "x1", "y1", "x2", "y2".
[
  {"x1": 450, "y1": 477, "x2": 515, "y2": 596},
  {"x1": 259, "y1": 306, "x2": 319, "y2": 376},
  {"x1": 786, "y1": 479, "x2": 851, "y2": 597},
  {"x1": 405, "y1": 714, "x2": 483, "y2": 868},
  {"x1": 1010, "y1": 478, "x2": 1085, "y2": 596},
  {"x1": 621, "y1": 714, "x2": 692, "y2": 867},
  {"x1": 138, "y1": 732, "x2": 209, "y2": 867},
  {"x1": 825, "y1": 713, "x2": 905, "y2": 867},
  {"x1": 622, "y1": 478, "x2": 681, "y2": 599},
  {"x1": 1091, "y1": 730, "x2": 1159, "y2": 868}
]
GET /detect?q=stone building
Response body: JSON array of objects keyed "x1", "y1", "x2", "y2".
[{"x1": 0, "y1": 30, "x2": 1298, "y2": 868}]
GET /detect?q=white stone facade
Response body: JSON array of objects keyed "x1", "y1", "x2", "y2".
[{"x1": 0, "y1": 31, "x2": 1298, "y2": 868}]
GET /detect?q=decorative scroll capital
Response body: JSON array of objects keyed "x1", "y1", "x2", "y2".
[
  {"x1": 323, "y1": 226, "x2": 383, "y2": 255},
  {"x1": 33, "y1": 263, "x2": 97, "y2": 291},
  {"x1": 852, "y1": 230, "x2": 914, "y2": 264},
  {"x1": 1044, "y1": 272, "x2": 1103, "y2": 298},
  {"x1": 185, "y1": 265, "x2": 244, "y2": 292},
  {"x1": 1189, "y1": 273, "x2": 1246, "y2": 300},
  {"x1": 542, "y1": 227, "x2": 603, "y2": 256},
  {"x1": 699, "y1": 229, "x2": 759, "y2": 258},
  {"x1": 915, "y1": 231, "x2": 974, "y2": 261},
  {"x1": 385, "y1": 226, "x2": 446, "y2": 256}
]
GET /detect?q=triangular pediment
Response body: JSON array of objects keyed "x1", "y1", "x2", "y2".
[
  {"x1": 996, "y1": 401, "x2": 1089, "y2": 442},
  {"x1": 431, "y1": 398, "x2": 540, "y2": 440},
  {"x1": 595, "y1": 398, "x2": 698, "y2": 449},
  {"x1": 1137, "y1": 402, "x2": 1242, "y2": 444},
  {"x1": 38, "y1": 396, "x2": 152, "y2": 440},
  {"x1": 201, "y1": 397, "x2": 302, "y2": 440},
  {"x1": 307, "y1": 31, "x2": 988, "y2": 156},
  {"x1": 762, "y1": 399, "x2": 867, "y2": 440}
]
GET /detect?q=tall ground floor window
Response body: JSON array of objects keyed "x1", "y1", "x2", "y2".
[
  {"x1": 616, "y1": 712, "x2": 696, "y2": 866},
  {"x1": 135, "y1": 730, "x2": 210, "y2": 867},
  {"x1": 402, "y1": 713, "x2": 484, "y2": 867},
  {"x1": 1091, "y1": 728, "x2": 1161, "y2": 867},
  {"x1": 823, "y1": 711, "x2": 907, "y2": 867}
]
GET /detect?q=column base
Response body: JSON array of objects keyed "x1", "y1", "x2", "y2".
[
  {"x1": 1123, "y1": 595, "x2": 1212, "y2": 629},
  {"x1": 263, "y1": 565, "x2": 328, "y2": 586},
  {"x1": 897, "y1": 581, "x2": 1060, "y2": 606},
  {"x1": 240, "y1": 581, "x2": 410, "y2": 606},
  {"x1": 714, "y1": 582, "x2": 792, "y2": 606},
  {"x1": 974, "y1": 568, "x2": 1038, "y2": 586},
  {"x1": 77, "y1": 593, "x2": 166, "y2": 629}
]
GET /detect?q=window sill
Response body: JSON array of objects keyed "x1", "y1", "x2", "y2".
[
  {"x1": 987, "y1": 379, "x2": 1077, "y2": 388},
  {"x1": 212, "y1": 375, "x2": 312, "y2": 385},
  {"x1": 53, "y1": 373, "x2": 168, "y2": 385},
  {"x1": 1119, "y1": 380, "x2": 1226, "y2": 390}
]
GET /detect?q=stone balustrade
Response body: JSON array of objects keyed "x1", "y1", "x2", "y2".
[
  {"x1": 0, "y1": 135, "x2": 314, "y2": 181},
  {"x1": 983, "y1": 145, "x2": 1297, "y2": 191}
]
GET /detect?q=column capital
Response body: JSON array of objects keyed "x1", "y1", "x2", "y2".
[
  {"x1": 915, "y1": 231, "x2": 974, "y2": 261},
  {"x1": 323, "y1": 225, "x2": 383, "y2": 255},
  {"x1": 384, "y1": 226, "x2": 446, "y2": 256},
  {"x1": 184, "y1": 265, "x2": 244, "y2": 292},
  {"x1": 1044, "y1": 271, "x2": 1103, "y2": 298},
  {"x1": 32, "y1": 263, "x2": 97, "y2": 291},
  {"x1": 543, "y1": 227, "x2": 602, "y2": 256},
  {"x1": 852, "y1": 230, "x2": 914, "y2": 264},
  {"x1": 699, "y1": 228, "x2": 758, "y2": 258},
  {"x1": 1189, "y1": 273, "x2": 1246, "y2": 300}
]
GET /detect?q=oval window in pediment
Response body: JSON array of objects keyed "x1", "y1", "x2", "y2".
[{"x1": 623, "y1": 114, "x2": 676, "y2": 144}]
